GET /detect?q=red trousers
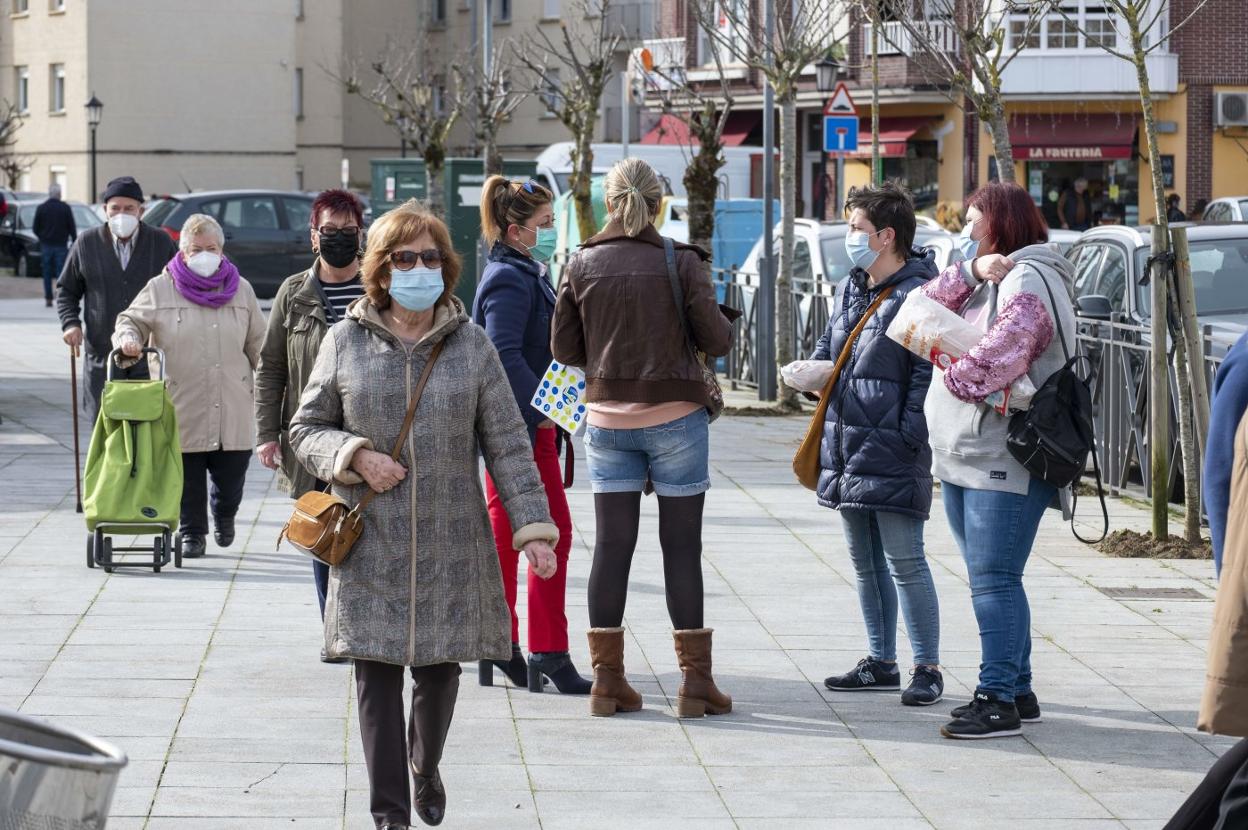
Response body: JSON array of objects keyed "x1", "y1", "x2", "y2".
[{"x1": 484, "y1": 427, "x2": 573, "y2": 653}]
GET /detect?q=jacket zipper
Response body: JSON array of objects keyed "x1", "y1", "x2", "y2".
[
  {"x1": 406, "y1": 352, "x2": 418, "y2": 666},
  {"x1": 833, "y1": 295, "x2": 865, "y2": 503}
]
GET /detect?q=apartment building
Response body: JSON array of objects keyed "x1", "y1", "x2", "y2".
[{"x1": 0, "y1": 0, "x2": 657, "y2": 201}]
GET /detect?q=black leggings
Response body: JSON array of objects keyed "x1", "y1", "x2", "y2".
[
  {"x1": 587, "y1": 492, "x2": 706, "y2": 630},
  {"x1": 1165, "y1": 737, "x2": 1248, "y2": 830}
]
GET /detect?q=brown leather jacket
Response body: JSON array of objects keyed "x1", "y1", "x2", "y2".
[{"x1": 551, "y1": 221, "x2": 740, "y2": 408}]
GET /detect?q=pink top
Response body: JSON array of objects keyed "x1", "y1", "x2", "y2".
[{"x1": 587, "y1": 400, "x2": 702, "y2": 429}]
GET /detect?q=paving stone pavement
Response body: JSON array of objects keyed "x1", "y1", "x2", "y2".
[{"x1": 0, "y1": 292, "x2": 1234, "y2": 829}]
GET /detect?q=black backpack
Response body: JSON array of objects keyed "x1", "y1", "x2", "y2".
[{"x1": 1005, "y1": 269, "x2": 1108, "y2": 543}]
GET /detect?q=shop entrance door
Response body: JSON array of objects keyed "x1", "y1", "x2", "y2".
[{"x1": 1027, "y1": 159, "x2": 1140, "y2": 228}]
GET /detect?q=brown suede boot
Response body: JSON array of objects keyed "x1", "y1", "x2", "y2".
[
  {"x1": 587, "y1": 627, "x2": 643, "y2": 717},
  {"x1": 673, "y1": 628, "x2": 732, "y2": 718}
]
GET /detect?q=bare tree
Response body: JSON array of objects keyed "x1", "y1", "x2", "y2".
[
  {"x1": 513, "y1": 0, "x2": 621, "y2": 242},
  {"x1": 694, "y1": 0, "x2": 841, "y2": 411},
  {"x1": 1055, "y1": 0, "x2": 1211, "y2": 542},
  {"x1": 332, "y1": 40, "x2": 466, "y2": 217},
  {"x1": 643, "y1": 31, "x2": 737, "y2": 265},
  {"x1": 455, "y1": 43, "x2": 529, "y2": 176},
  {"x1": 0, "y1": 99, "x2": 29, "y2": 189},
  {"x1": 879, "y1": 0, "x2": 1053, "y2": 184}
]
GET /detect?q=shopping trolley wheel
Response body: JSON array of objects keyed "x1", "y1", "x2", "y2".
[
  {"x1": 101, "y1": 537, "x2": 114, "y2": 574},
  {"x1": 172, "y1": 532, "x2": 183, "y2": 569},
  {"x1": 86, "y1": 533, "x2": 95, "y2": 569},
  {"x1": 152, "y1": 536, "x2": 162, "y2": 573}
]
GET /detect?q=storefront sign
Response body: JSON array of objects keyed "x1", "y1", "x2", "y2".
[{"x1": 1021, "y1": 146, "x2": 1133, "y2": 160}]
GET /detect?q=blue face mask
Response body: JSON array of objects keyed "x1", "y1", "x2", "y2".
[
  {"x1": 958, "y1": 221, "x2": 981, "y2": 261},
  {"x1": 844, "y1": 229, "x2": 883, "y2": 271},
  {"x1": 389, "y1": 267, "x2": 444, "y2": 312}
]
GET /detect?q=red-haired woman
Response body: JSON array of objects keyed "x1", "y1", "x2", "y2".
[
  {"x1": 920, "y1": 182, "x2": 1077, "y2": 740},
  {"x1": 254, "y1": 188, "x2": 367, "y2": 663}
]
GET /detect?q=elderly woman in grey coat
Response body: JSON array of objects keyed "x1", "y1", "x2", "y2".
[{"x1": 289, "y1": 199, "x2": 558, "y2": 830}]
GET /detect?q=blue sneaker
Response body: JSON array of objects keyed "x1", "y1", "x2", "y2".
[{"x1": 901, "y1": 666, "x2": 944, "y2": 706}]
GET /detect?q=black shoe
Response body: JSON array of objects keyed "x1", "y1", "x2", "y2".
[
  {"x1": 527, "y1": 651, "x2": 592, "y2": 695},
  {"x1": 412, "y1": 770, "x2": 446, "y2": 826},
  {"x1": 381, "y1": 824, "x2": 411, "y2": 830},
  {"x1": 901, "y1": 666, "x2": 944, "y2": 706},
  {"x1": 824, "y1": 657, "x2": 901, "y2": 691},
  {"x1": 181, "y1": 534, "x2": 206, "y2": 558},
  {"x1": 480, "y1": 643, "x2": 531, "y2": 687},
  {"x1": 951, "y1": 690, "x2": 1041, "y2": 723},
  {"x1": 213, "y1": 514, "x2": 235, "y2": 548},
  {"x1": 320, "y1": 648, "x2": 348, "y2": 665},
  {"x1": 941, "y1": 690, "x2": 1022, "y2": 739}
]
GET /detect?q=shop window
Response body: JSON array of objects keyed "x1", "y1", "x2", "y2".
[{"x1": 881, "y1": 141, "x2": 939, "y2": 210}]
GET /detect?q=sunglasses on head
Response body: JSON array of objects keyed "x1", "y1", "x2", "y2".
[
  {"x1": 316, "y1": 225, "x2": 360, "y2": 239},
  {"x1": 502, "y1": 180, "x2": 542, "y2": 218},
  {"x1": 389, "y1": 249, "x2": 443, "y2": 270}
]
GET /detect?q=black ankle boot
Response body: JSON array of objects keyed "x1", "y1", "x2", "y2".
[
  {"x1": 478, "y1": 643, "x2": 529, "y2": 687},
  {"x1": 213, "y1": 514, "x2": 235, "y2": 548},
  {"x1": 527, "y1": 651, "x2": 592, "y2": 695}
]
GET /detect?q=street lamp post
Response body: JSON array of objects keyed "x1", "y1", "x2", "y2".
[
  {"x1": 396, "y1": 115, "x2": 409, "y2": 158},
  {"x1": 85, "y1": 95, "x2": 103, "y2": 202},
  {"x1": 814, "y1": 58, "x2": 838, "y2": 218}
]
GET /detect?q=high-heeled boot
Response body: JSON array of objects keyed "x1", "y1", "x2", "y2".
[
  {"x1": 587, "y1": 627, "x2": 643, "y2": 716},
  {"x1": 477, "y1": 643, "x2": 528, "y2": 687},
  {"x1": 673, "y1": 628, "x2": 732, "y2": 718},
  {"x1": 527, "y1": 651, "x2": 592, "y2": 694}
]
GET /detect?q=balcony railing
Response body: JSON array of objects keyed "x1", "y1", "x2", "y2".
[
  {"x1": 862, "y1": 20, "x2": 959, "y2": 57},
  {"x1": 606, "y1": 1, "x2": 655, "y2": 44}
]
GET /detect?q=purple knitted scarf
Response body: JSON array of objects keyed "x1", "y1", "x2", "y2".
[{"x1": 168, "y1": 252, "x2": 240, "y2": 308}]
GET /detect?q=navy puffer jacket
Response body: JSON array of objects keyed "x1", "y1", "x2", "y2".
[{"x1": 811, "y1": 250, "x2": 937, "y2": 519}]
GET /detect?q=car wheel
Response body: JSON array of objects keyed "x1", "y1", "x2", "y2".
[{"x1": 14, "y1": 250, "x2": 27, "y2": 277}]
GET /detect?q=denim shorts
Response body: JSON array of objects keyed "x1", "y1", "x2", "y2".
[{"x1": 583, "y1": 408, "x2": 710, "y2": 497}]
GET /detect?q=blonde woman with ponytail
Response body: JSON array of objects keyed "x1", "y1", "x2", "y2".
[
  {"x1": 551, "y1": 157, "x2": 741, "y2": 719},
  {"x1": 472, "y1": 176, "x2": 592, "y2": 696}
]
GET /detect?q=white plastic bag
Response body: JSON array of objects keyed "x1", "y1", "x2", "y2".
[
  {"x1": 885, "y1": 291, "x2": 1035, "y2": 414},
  {"x1": 781, "y1": 360, "x2": 837, "y2": 393}
]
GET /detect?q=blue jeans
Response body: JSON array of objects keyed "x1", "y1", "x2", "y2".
[
  {"x1": 584, "y1": 408, "x2": 710, "y2": 497},
  {"x1": 942, "y1": 476, "x2": 1056, "y2": 701},
  {"x1": 41, "y1": 244, "x2": 68, "y2": 301},
  {"x1": 313, "y1": 560, "x2": 329, "y2": 618},
  {"x1": 840, "y1": 509, "x2": 940, "y2": 666}
]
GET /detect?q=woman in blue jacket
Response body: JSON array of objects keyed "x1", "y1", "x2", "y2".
[
  {"x1": 813, "y1": 183, "x2": 942, "y2": 707},
  {"x1": 473, "y1": 177, "x2": 590, "y2": 695}
]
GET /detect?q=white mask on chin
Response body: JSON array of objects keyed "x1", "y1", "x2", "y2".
[{"x1": 108, "y1": 213, "x2": 139, "y2": 240}]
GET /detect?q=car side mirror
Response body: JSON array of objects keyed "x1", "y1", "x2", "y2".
[{"x1": 1076, "y1": 294, "x2": 1113, "y2": 320}]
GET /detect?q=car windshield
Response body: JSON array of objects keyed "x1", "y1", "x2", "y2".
[
  {"x1": 1241, "y1": 200, "x2": 1248, "y2": 218},
  {"x1": 1137, "y1": 238, "x2": 1248, "y2": 315},
  {"x1": 72, "y1": 205, "x2": 101, "y2": 227},
  {"x1": 821, "y1": 235, "x2": 853, "y2": 283},
  {"x1": 17, "y1": 205, "x2": 35, "y2": 226},
  {"x1": 142, "y1": 198, "x2": 181, "y2": 227}
]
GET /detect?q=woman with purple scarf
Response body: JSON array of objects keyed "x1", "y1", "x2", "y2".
[{"x1": 113, "y1": 213, "x2": 266, "y2": 558}]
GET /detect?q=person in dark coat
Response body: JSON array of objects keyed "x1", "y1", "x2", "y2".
[
  {"x1": 1205, "y1": 331, "x2": 1248, "y2": 577},
  {"x1": 1167, "y1": 193, "x2": 1188, "y2": 223},
  {"x1": 32, "y1": 184, "x2": 76, "y2": 307},
  {"x1": 1057, "y1": 178, "x2": 1092, "y2": 231},
  {"x1": 812, "y1": 182, "x2": 943, "y2": 707},
  {"x1": 57, "y1": 176, "x2": 178, "y2": 422},
  {"x1": 471, "y1": 175, "x2": 590, "y2": 695}
]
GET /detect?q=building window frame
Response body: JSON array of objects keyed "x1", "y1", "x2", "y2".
[
  {"x1": 697, "y1": 0, "x2": 749, "y2": 68},
  {"x1": 11, "y1": 0, "x2": 28, "y2": 15},
  {"x1": 542, "y1": 0, "x2": 559, "y2": 21},
  {"x1": 294, "y1": 67, "x2": 304, "y2": 119},
  {"x1": 430, "y1": 0, "x2": 446, "y2": 27},
  {"x1": 1007, "y1": 1, "x2": 1127, "y2": 52},
  {"x1": 541, "y1": 67, "x2": 561, "y2": 117},
  {"x1": 15, "y1": 66, "x2": 28, "y2": 114},
  {"x1": 48, "y1": 0, "x2": 65, "y2": 12},
  {"x1": 494, "y1": 0, "x2": 511, "y2": 24},
  {"x1": 49, "y1": 63, "x2": 65, "y2": 114}
]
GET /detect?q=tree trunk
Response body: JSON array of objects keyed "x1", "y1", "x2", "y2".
[
  {"x1": 484, "y1": 127, "x2": 504, "y2": 176},
  {"x1": 984, "y1": 93, "x2": 1016, "y2": 184},
  {"x1": 870, "y1": 1, "x2": 881, "y2": 184},
  {"x1": 776, "y1": 93, "x2": 799, "y2": 411},
  {"x1": 570, "y1": 127, "x2": 597, "y2": 242},
  {"x1": 1172, "y1": 331, "x2": 1202, "y2": 543},
  {"x1": 684, "y1": 138, "x2": 725, "y2": 266}
]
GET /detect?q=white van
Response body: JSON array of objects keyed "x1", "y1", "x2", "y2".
[{"x1": 534, "y1": 141, "x2": 756, "y2": 202}]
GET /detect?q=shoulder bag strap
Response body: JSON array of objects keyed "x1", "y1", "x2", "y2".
[
  {"x1": 817, "y1": 285, "x2": 896, "y2": 401},
  {"x1": 353, "y1": 339, "x2": 446, "y2": 513},
  {"x1": 663, "y1": 236, "x2": 698, "y2": 357}
]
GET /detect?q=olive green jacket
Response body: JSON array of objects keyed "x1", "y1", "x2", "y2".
[{"x1": 254, "y1": 262, "x2": 344, "y2": 496}]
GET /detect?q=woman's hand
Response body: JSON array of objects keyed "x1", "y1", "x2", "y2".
[
  {"x1": 351, "y1": 448, "x2": 407, "y2": 492},
  {"x1": 119, "y1": 335, "x2": 143, "y2": 358},
  {"x1": 523, "y1": 540, "x2": 557, "y2": 580},
  {"x1": 256, "y1": 441, "x2": 281, "y2": 470},
  {"x1": 972, "y1": 254, "x2": 1015, "y2": 284}
]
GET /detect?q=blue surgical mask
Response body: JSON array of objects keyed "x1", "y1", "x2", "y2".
[
  {"x1": 389, "y1": 267, "x2": 444, "y2": 312},
  {"x1": 844, "y1": 229, "x2": 882, "y2": 271},
  {"x1": 525, "y1": 226, "x2": 558, "y2": 263},
  {"x1": 958, "y1": 221, "x2": 981, "y2": 260}
]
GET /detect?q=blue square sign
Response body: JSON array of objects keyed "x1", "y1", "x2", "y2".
[{"x1": 824, "y1": 116, "x2": 859, "y2": 153}]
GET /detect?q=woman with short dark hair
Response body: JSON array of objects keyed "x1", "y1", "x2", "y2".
[
  {"x1": 291, "y1": 199, "x2": 558, "y2": 828},
  {"x1": 922, "y1": 181, "x2": 1077, "y2": 740}
]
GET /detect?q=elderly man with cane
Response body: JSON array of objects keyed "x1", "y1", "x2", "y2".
[{"x1": 56, "y1": 176, "x2": 177, "y2": 424}]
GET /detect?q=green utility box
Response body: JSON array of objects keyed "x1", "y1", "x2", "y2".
[{"x1": 369, "y1": 157, "x2": 538, "y2": 306}]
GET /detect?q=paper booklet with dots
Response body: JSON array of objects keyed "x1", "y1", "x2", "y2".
[{"x1": 530, "y1": 361, "x2": 588, "y2": 435}]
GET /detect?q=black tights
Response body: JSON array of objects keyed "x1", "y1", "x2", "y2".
[{"x1": 587, "y1": 492, "x2": 706, "y2": 630}]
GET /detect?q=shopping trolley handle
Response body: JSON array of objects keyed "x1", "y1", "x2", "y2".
[{"x1": 107, "y1": 346, "x2": 166, "y2": 381}]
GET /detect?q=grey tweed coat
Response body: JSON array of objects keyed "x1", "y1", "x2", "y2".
[{"x1": 289, "y1": 297, "x2": 558, "y2": 667}]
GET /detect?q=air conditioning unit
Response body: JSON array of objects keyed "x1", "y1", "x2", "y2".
[{"x1": 1215, "y1": 92, "x2": 1248, "y2": 127}]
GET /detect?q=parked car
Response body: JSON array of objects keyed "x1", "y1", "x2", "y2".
[
  {"x1": 142, "y1": 190, "x2": 316, "y2": 298},
  {"x1": 1202, "y1": 197, "x2": 1248, "y2": 223},
  {"x1": 1047, "y1": 228, "x2": 1082, "y2": 255},
  {"x1": 1069, "y1": 222, "x2": 1248, "y2": 354},
  {"x1": 0, "y1": 198, "x2": 103, "y2": 277}
]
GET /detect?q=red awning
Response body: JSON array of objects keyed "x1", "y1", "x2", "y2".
[
  {"x1": 640, "y1": 112, "x2": 759, "y2": 146},
  {"x1": 1008, "y1": 113, "x2": 1137, "y2": 161},
  {"x1": 847, "y1": 117, "x2": 933, "y2": 157}
]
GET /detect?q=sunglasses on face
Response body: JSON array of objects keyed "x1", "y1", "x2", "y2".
[
  {"x1": 389, "y1": 249, "x2": 443, "y2": 270},
  {"x1": 315, "y1": 225, "x2": 360, "y2": 239}
]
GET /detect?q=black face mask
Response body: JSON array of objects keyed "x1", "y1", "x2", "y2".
[{"x1": 318, "y1": 234, "x2": 360, "y2": 269}]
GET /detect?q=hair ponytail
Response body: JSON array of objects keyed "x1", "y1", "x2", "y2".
[
  {"x1": 480, "y1": 175, "x2": 553, "y2": 246},
  {"x1": 604, "y1": 158, "x2": 662, "y2": 237},
  {"x1": 480, "y1": 175, "x2": 511, "y2": 245}
]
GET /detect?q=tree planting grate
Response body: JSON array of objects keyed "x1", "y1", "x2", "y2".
[{"x1": 1098, "y1": 587, "x2": 1207, "y2": 600}]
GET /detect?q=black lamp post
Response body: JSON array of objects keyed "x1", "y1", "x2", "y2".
[
  {"x1": 85, "y1": 94, "x2": 103, "y2": 201},
  {"x1": 814, "y1": 58, "x2": 838, "y2": 218}
]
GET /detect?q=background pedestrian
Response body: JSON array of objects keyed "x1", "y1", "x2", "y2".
[
  {"x1": 1057, "y1": 177, "x2": 1092, "y2": 231},
  {"x1": 474, "y1": 175, "x2": 590, "y2": 694},
  {"x1": 112, "y1": 213, "x2": 265, "y2": 559},
  {"x1": 32, "y1": 184, "x2": 76, "y2": 308}
]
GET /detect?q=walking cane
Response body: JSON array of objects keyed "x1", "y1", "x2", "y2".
[{"x1": 70, "y1": 343, "x2": 82, "y2": 513}]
